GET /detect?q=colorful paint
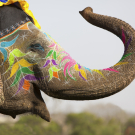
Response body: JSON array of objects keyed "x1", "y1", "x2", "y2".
[
  {"x1": 0, "y1": 20, "x2": 133, "y2": 97},
  {"x1": 43, "y1": 26, "x2": 132, "y2": 81},
  {"x1": 0, "y1": 21, "x2": 40, "y2": 97}
]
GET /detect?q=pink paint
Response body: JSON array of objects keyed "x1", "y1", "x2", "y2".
[
  {"x1": 49, "y1": 43, "x2": 55, "y2": 48},
  {"x1": 64, "y1": 62, "x2": 70, "y2": 77},
  {"x1": 67, "y1": 61, "x2": 76, "y2": 78},
  {"x1": 61, "y1": 56, "x2": 72, "y2": 63},
  {"x1": 103, "y1": 68, "x2": 119, "y2": 73},
  {"x1": 56, "y1": 45, "x2": 59, "y2": 51}
]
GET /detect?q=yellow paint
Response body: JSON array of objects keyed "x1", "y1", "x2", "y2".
[
  {"x1": 9, "y1": 62, "x2": 19, "y2": 78},
  {"x1": 114, "y1": 62, "x2": 128, "y2": 66},
  {"x1": 80, "y1": 69, "x2": 87, "y2": 80},
  {"x1": 92, "y1": 69, "x2": 105, "y2": 79},
  {"x1": 9, "y1": 59, "x2": 35, "y2": 79},
  {"x1": 74, "y1": 64, "x2": 80, "y2": 71},
  {"x1": 18, "y1": 59, "x2": 35, "y2": 67}
]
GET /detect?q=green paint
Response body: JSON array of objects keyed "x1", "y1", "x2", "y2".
[
  {"x1": 49, "y1": 68, "x2": 53, "y2": 81},
  {"x1": 120, "y1": 53, "x2": 132, "y2": 61},
  {"x1": 51, "y1": 66, "x2": 61, "y2": 72},
  {"x1": 45, "y1": 50, "x2": 53, "y2": 59},
  {"x1": 53, "y1": 51, "x2": 57, "y2": 60},
  {"x1": 10, "y1": 69, "x2": 21, "y2": 87},
  {"x1": 21, "y1": 67, "x2": 34, "y2": 74},
  {"x1": 66, "y1": 68, "x2": 76, "y2": 81},
  {"x1": 12, "y1": 49, "x2": 26, "y2": 57},
  {"x1": 7, "y1": 53, "x2": 15, "y2": 71}
]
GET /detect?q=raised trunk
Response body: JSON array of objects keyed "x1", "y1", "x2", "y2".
[{"x1": 44, "y1": 7, "x2": 135, "y2": 100}]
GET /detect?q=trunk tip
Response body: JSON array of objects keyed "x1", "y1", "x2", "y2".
[
  {"x1": 79, "y1": 7, "x2": 93, "y2": 21},
  {"x1": 79, "y1": 7, "x2": 93, "y2": 14}
]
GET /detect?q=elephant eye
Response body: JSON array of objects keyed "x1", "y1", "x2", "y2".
[{"x1": 28, "y1": 44, "x2": 44, "y2": 52}]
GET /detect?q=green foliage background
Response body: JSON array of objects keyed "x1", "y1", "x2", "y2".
[{"x1": 0, "y1": 112, "x2": 135, "y2": 135}]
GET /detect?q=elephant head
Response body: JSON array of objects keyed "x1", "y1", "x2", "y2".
[{"x1": 0, "y1": 2, "x2": 135, "y2": 122}]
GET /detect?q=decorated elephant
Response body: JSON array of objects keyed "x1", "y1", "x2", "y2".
[{"x1": 0, "y1": 0, "x2": 135, "y2": 122}]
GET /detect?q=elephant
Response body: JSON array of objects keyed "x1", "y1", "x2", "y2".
[{"x1": 0, "y1": 2, "x2": 135, "y2": 122}]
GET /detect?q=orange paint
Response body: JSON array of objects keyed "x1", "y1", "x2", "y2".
[
  {"x1": 22, "y1": 79, "x2": 30, "y2": 91},
  {"x1": 53, "y1": 71, "x2": 59, "y2": 78},
  {"x1": 0, "y1": 21, "x2": 31, "y2": 40},
  {"x1": 19, "y1": 23, "x2": 29, "y2": 30}
]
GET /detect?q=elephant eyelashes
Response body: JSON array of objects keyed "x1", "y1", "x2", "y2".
[{"x1": 28, "y1": 44, "x2": 44, "y2": 52}]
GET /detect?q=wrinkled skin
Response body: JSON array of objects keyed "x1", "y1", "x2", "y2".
[{"x1": 0, "y1": 5, "x2": 135, "y2": 121}]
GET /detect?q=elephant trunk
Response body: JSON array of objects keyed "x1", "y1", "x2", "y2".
[{"x1": 45, "y1": 7, "x2": 135, "y2": 100}]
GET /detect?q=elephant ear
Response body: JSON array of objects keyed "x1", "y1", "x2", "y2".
[{"x1": 0, "y1": 73, "x2": 4, "y2": 106}]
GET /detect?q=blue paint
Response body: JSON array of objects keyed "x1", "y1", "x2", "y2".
[
  {"x1": 28, "y1": 44, "x2": 44, "y2": 52},
  {"x1": 0, "y1": 48, "x2": 7, "y2": 63},
  {"x1": 43, "y1": 32, "x2": 50, "y2": 41},
  {"x1": 0, "y1": 0, "x2": 8, "y2": 3},
  {"x1": 0, "y1": 35, "x2": 19, "y2": 48},
  {"x1": 84, "y1": 66, "x2": 92, "y2": 74}
]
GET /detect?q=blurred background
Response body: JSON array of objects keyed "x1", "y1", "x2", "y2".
[{"x1": 1, "y1": 0, "x2": 135, "y2": 135}]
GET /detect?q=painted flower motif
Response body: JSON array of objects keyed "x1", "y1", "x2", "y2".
[
  {"x1": 48, "y1": 66, "x2": 61, "y2": 81},
  {"x1": 13, "y1": 75, "x2": 42, "y2": 97},
  {"x1": 59, "y1": 51, "x2": 77, "y2": 80},
  {"x1": 49, "y1": 43, "x2": 59, "y2": 51},
  {"x1": 0, "y1": 35, "x2": 19, "y2": 65},
  {"x1": 74, "y1": 64, "x2": 87, "y2": 81},
  {"x1": 43, "y1": 59, "x2": 58, "y2": 68}
]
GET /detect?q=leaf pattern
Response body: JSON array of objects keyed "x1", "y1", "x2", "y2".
[
  {"x1": 49, "y1": 68, "x2": 53, "y2": 81},
  {"x1": 103, "y1": 68, "x2": 119, "y2": 73},
  {"x1": 124, "y1": 37, "x2": 132, "y2": 54},
  {"x1": 0, "y1": 35, "x2": 19, "y2": 48},
  {"x1": 114, "y1": 62, "x2": 128, "y2": 66},
  {"x1": 51, "y1": 66, "x2": 61, "y2": 72},
  {"x1": 9, "y1": 62, "x2": 19, "y2": 78},
  {"x1": 52, "y1": 59, "x2": 58, "y2": 66},
  {"x1": 11, "y1": 49, "x2": 26, "y2": 57},
  {"x1": 92, "y1": 69, "x2": 105, "y2": 79},
  {"x1": 19, "y1": 59, "x2": 35, "y2": 67},
  {"x1": 0, "y1": 48, "x2": 8, "y2": 63},
  {"x1": 43, "y1": 60, "x2": 51, "y2": 68},
  {"x1": 74, "y1": 64, "x2": 80, "y2": 71},
  {"x1": 21, "y1": 67, "x2": 34, "y2": 74},
  {"x1": 80, "y1": 69, "x2": 87, "y2": 80},
  {"x1": 79, "y1": 72, "x2": 86, "y2": 81},
  {"x1": 120, "y1": 53, "x2": 132, "y2": 62},
  {"x1": 24, "y1": 75, "x2": 39, "y2": 81},
  {"x1": 53, "y1": 51, "x2": 57, "y2": 60},
  {"x1": 10, "y1": 69, "x2": 21, "y2": 87},
  {"x1": 22, "y1": 79, "x2": 30, "y2": 91},
  {"x1": 45, "y1": 50, "x2": 53, "y2": 59},
  {"x1": 13, "y1": 78, "x2": 24, "y2": 96},
  {"x1": 7, "y1": 53, "x2": 14, "y2": 71},
  {"x1": 49, "y1": 43, "x2": 55, "y2": 48}
]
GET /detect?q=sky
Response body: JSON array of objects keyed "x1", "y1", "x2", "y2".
[{"x1": 27, "y1": 0, "x2": 135, "y2": 113}]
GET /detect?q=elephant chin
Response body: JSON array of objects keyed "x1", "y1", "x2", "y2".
[
  {"x1": 0, "y1": 83, "x2": 51, "y2": 122},
  {"x1": 29, "y1": 83, "x2": 51, "y2": 122}
]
